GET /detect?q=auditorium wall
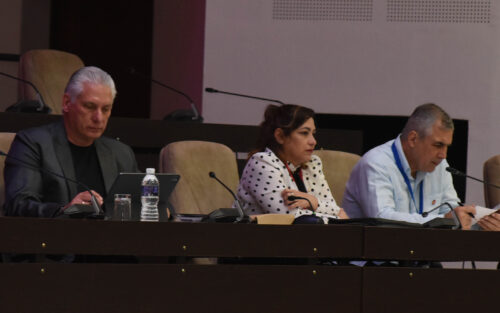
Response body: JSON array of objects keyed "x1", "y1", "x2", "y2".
[
  {"x1": 1, "y1": 0, "x2": 499, "y2": 206},
  {"x1": 202, "y1": 0, "x2": 500, "y2": 206}
]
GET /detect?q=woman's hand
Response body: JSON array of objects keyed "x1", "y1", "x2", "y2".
[
  {"x1": 338, "y1": 207, "x2": 349, "y2": 219},
  {"x1": 281, "y1": 189, "x2": 318, "y2": 211}
]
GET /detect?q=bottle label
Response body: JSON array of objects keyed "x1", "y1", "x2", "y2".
[{"x1": 142, "y1": 185, "x2": 159, "y2": 196}]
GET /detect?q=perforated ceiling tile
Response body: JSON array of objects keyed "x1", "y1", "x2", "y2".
[
  {"x1": 273, "y1": 0, "x2": 373, "y2": 21},
  {"x1": 387, "y1": 0, "x2": 491, "y2": 23}
]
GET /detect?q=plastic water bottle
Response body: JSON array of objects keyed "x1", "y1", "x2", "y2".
[{"x1": 140, "y1": 168, "x2": 159, "y2": 221}]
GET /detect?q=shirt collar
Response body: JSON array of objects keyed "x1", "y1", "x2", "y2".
[
  {"x1": 287, "y1": 162, "x2": 299, "y2": 172},
  {"x1": 264, "y1": 147, "x2": 299, "y2": 171}
]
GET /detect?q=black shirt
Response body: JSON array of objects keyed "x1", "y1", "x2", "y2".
[{"x1": 68, "y1": 141, "x2": 106, "y2": 198}]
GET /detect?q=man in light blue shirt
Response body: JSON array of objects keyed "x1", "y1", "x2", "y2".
[{"x1": 343, "y1": 103, "x2": 476, "y2": 228}]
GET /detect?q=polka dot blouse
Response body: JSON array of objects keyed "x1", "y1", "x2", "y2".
[{"x1": 235, "y1": 148, "x2": 341, "y2": 219}]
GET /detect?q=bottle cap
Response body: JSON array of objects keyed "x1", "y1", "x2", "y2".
[{"x1": 146, "y1": 168, "x2": 155, "y2": 174}]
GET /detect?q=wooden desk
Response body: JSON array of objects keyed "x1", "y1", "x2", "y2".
[
  {"x1": 0, "y1": 217, "x2": 363, "y2": 258},
  {"x1": 363, "y1": 267, "x2": 499, "y2": 313},
  {"x1": 0, "y1": 218, "x2": 363, "y2": 313},
  {"x1": 0, "y1": 263, "x2": 362, "y2": 313},
  {"x1": 364, "y1": 226, "x2": 500, "y2": 261},
  {"x1": 362, "y1": 226, "x2": 500, "y2": 313},
  {"x1": 1, "y1": 217, "x2": 499, "y2": 313}
]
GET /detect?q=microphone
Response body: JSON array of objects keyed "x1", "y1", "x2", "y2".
[
  {"x1": 421, "y1": 202, "x2": 461, "y2": 229},
  {"x1": 0, "y1": 71, "x2": 51, "y2": 113},
  {"x1": 127, "y1": 67, "x2": 202, "y2": 122},
  {"x1": 446, "y1": 166, "x2": 500, "y2": 189},
  {"x1": 288, "y1": 195, "x2": 314, "y2": 214},
  {"x1": 0, "y1": 150, "x2": 103, "y2": 218},
  {"x1": 207, "y1": 171, "x2": 247, "y2": 223},
  {"x1": 205, "y1": 87, "x2": 285, "y2": 105},
  {"x1": 421, "y1": 202, "x2": 453, "y2": 217}
]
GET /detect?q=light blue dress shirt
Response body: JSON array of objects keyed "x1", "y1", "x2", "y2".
[{"x1": 342, "y1": 136, "x2": 460, "y2": 223}]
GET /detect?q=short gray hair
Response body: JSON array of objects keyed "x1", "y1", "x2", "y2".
[
  {"x1": 401, "y1": 103, "x2": 454, "y2": 140},
  {"x1": 64, "y1": 66, "x2": 116, "y2": 102}
]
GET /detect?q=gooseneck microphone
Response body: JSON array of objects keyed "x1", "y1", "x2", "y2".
[
  {"x1": 421, "y1": 202, "x2": 461, "y2": 229},
  {"x1": 205, "y1": 87, "x2": 285, "y2": 105},
  {"x1": 421, "y1": 202, "x2": 453, "y2": 217},
  {"x1": 446, "y1": 166, "x2": 500, "y2": 189},
  {"x1": 0, "y1": 150, "x2": 102, "y2": 217},
  {"x1": 208, "y1": 171, "x2": 246, "y2": 223},
  {"x1": 127, "y1": 67, "x2": 202, "y2": 122},
  {"x1": 288, "y1": 195, "x2": 314, "y2": 214},
  {"x1": 0, "y1": 71, "x2": 50, "y2": 113}
]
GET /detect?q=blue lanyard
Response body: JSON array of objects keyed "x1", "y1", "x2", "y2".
[{"x1": 391, "y1": 142, "x2": 424, "y2": 214}]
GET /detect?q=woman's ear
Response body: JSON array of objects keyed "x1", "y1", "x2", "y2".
[{"x1": 274, "y1": 128, "x2": 285, "y2": 145}]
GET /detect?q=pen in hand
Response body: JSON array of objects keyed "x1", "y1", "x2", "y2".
[{"x1": 458, "y1": 202, "x2": 476, "y2": 219}]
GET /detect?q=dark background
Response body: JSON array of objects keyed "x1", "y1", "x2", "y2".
[{"x1": 50, "y1": 0, "x2": 154, "y2": 118}]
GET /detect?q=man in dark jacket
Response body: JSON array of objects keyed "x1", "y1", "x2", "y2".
[{"x1": 3, "y1": 66, "x2": 138, "y2": 217}]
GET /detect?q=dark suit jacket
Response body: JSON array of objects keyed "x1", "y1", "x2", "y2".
[{"x1": 3, "y1": 121, "x2": 139, "y2": 217}]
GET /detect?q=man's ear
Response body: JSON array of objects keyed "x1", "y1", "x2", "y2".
[
  {"x1": 62, "y1": 94, "x2": 71, "y2": 113},
  {"x1": 407, "y1": 130, "x2": 419, "y2": 148},
  {"x1": 274, "y1": 128, "x2": 285, "y2": 145}
]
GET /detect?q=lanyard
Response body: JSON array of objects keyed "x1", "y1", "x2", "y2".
[
  {"x1": 391, "y1": 142, "x2": 424, "y2": 214},
  {"x1": 285, "y1": 163, "x2": 307, "y2": 193},
  {"x1": 285, "y1": 163, "x2": 301, "y2": 181}
]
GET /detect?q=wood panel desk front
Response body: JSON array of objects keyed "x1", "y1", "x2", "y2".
[{"x1": 1, "y1": 217, "x2": 499, "y2": 313}]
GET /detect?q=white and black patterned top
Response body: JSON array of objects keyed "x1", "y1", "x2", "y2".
[{"x1": 235, "y1": 148, "x2": 341, "y2": 219}]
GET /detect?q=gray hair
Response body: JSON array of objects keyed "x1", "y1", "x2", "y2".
[
  {"x1": 401, "y1": 103, "x2": 454, "y2": 140},
  {"x1": 64, "y1": 66, "x2": 117, "y2": 102}
]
